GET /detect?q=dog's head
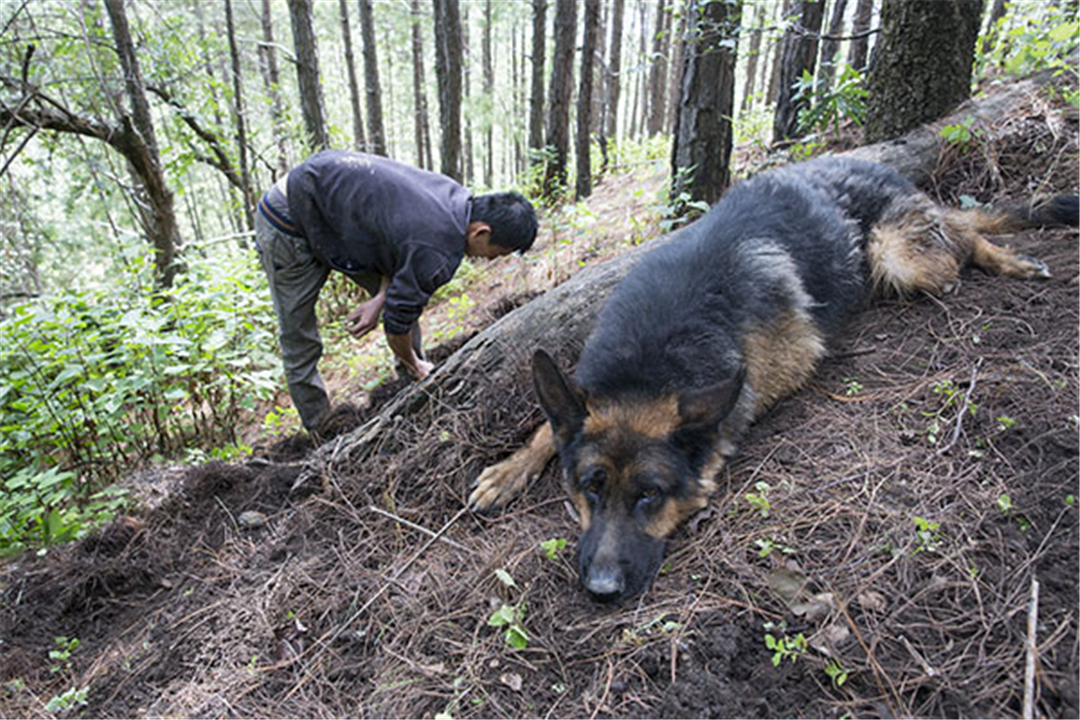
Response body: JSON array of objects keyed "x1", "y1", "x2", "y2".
[{"x1": 532, "y1": 350, "x2": 745, "y2": 603}]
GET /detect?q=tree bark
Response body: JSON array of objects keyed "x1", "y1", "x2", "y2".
[
  {"x1": 864, "y1": 0, "x2": 982, "y2": 144},
  {"x1": 103, "y1": 0, "x2": 181, "y2": 287},
  {"x1": 528, "y1": 0, "x2": 548, "y2": 160},
  {"x1": 411, "y1": 0, "x2": 432, "y2": 170},
  {"x1": 286, "y1": 0, "x2": 330, "y2": 151},
  {"x1": 339, "y1": 0, "x2": 367, "y2": 152},
  {"x1": 357, "y1": 0, "x2": 387, "y2": 156},
  {"x1": 671, "y1": 0, "x2": 741, "y2": 208},
  {"x1": 665, "y1": 3, "x2": 688, "y2": 135},
  {"x1": 604, "y1": 0, "x2": 626, "y2": 141},
  {"x1": 740, "y1": 1, "x2": 766, "y2": 114},
  {"x1": 258, "y1": 0, "x2": 290, "y2": 177},
  {"x1": 766, "y1": 0, "x2": 794, "y2": 105},
  {"x1": 847, "y1": 0, "x2": 874, "y2": 72},
  {"x1": 575, "y1": 0, "x2": 601, "y2": 201},
  {"x1": 645, "y1": 2, "x2": 670, "y2": 137},
  {"x1": 225, "y1": 0, "x2": 254, "y2": 236},
  {"x1": 543, "y1": 0, "x2": 576, "y2": 199},
  {"x1": 483, "y1": 0, "x2": 494, "y2": 188},
  {"x1": 433, "y1": 0, "x2": 464, "y2": 181},
  {"x1": 772, "y1": 0, "x2": 825, "y2": 143},
  {"x1": 303, "y1": 72, "x2": 1055, "y2": 475},
  {"x1": 818, "y1": 0, "x2": 849, "y2": 92},
  {"x1": 462, "y1": 4, "x2": 475, "y2": 185}
]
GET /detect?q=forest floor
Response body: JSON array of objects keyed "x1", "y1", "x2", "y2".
[{"x1": 1, "y1": 86, "x2": 1078, "y2": 719}]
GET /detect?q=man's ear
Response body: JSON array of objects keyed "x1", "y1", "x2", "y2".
[
  {"x1": 532, "y1": 349, "x2": 586, "y2": 439},
  {"x1": 676, "y1": 365, "x2": 746, "y2": 435}
]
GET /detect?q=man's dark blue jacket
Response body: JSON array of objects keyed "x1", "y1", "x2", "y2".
[{"x1": 286, "y1": 151, "x2": 472, "y2": 335}]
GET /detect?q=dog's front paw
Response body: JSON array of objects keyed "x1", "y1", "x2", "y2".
[
  {"x1": 1016, "y1": 253, "x2": 1051, "y2": 279},
  {"x1": 468, "y1": 459, "x2": 533, "y2": 512}
]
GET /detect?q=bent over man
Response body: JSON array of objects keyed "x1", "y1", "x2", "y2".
[{"x1": 255, "y1": 150, "x2": 538, "y2": 436}]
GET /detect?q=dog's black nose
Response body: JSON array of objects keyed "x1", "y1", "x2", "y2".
[{"x1": 585, "y1": 567, "x2": 624, "y2": 602}]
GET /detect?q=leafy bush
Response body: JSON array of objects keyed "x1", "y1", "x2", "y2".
[
  {"x1": 979, "y1": 4, "x2": 1078, "y2": 100},
  {"x1": 795, "y1": 65, "x2": 868, "y2": 137},
  {"x1": 0, "y1": 245, "x2": 280, "y2": 554}
]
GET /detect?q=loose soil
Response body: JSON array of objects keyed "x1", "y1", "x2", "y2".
[{"x1": 1, "y1": 91, "x2": 1077, "y2": 719}]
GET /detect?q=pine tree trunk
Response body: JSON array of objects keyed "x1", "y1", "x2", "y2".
[
  {"x1": 258, "y1": 0, "x2": 290, "y2": 177},
  {"x1": 740, "y1": 2, "x2": 765, "y2": 114},
  {"x1": 772, "y1": 0, "x2": 824, "y2": 143},
  {"x1": 766, "y1": 0, "x2": 793, "y2": 105},
  {"x1": 543, "y1": 0, "x2": 576, "y2": 199},
  {"x1": 671, "y1": 0, "x2": 741, "y2": 208},
  {"x1": 224, "y1": 0, "x2": 254, "y2": 236},
  {"x1": 411, "y1": 0, "x2": 431, "y2": 169},
  {"x1": 339, "y1": 0, "x2": 367, "y2": 152},
  {"x1": 103, "y1": 0, "x2": 181, "y2": 287},
  {"x1": 864, "y1": 0, "x2": 982, "y2": 143},
  {"x1": 286, "y1": 0, "x2": 330, "y2": 151},
  {"x1": 575, "y1": 0, "x2": 601, "y2": 200},
  {"x1": 483, "y1": 0, "x2": 494, "y2": 188},
  {"x1": 528, "y1": 0, "x2": 547, "y2": 159},
  {"x1": 358, "y1": 0, "x2": 387, "y2": 156},
  {"x1": 604, "y1": 0, "x2": 626, "y2": 141},
  {"x1": 665, "y1": 4, "x2": 688, "y2": 135},
  {"x1": 433, "y1": 0, "x2": 464, "y2": 181},
  {"x1": 646, "y1": 2, "x2": 670, "y2": 136},
  {"x1": 818, "y1": 0, "x2": 849, "y2": 92},
  {"x1": 462, "y1": 6, "x2": 475, "y2": 186},
  {"x1": 847, "y1": 0, "x2": 874, "y2": 72}
]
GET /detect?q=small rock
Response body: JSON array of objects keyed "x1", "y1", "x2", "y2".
[
  {"x1": 238, "y1": 511, "x2": 267, "y2": 529},
  {"x1": 499, "y1": 672, "x2": 523, "y2": 692}
]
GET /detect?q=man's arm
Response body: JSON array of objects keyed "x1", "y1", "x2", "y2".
[
  {"x1": 386, "y1": 331, "x2": 434, "y2": 380},
  {"x1": 345, "y1": 275, "x2": 390, "y2": 339}
]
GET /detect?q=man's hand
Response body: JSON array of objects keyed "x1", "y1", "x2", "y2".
[{"x1": 345, "y1": 296, "x2": 384, "y2": 338}]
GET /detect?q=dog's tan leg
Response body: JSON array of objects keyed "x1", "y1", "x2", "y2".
[
  {"x1": 948, "y1": 209, "x2": 1052, "y2": 279},
  {"x1": 469, "y1": 422, "x2": 556, "y2": 511}
]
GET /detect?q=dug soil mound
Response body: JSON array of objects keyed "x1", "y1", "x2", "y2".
[{"x1": 1, "y1": 103, "x2": 1077, "y2": 719}]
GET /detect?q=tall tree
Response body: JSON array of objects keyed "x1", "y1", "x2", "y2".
[
  {"x1": 224, "y1": 0, "x2": 253, "y2": 235},
  {"x1": 575, "y1": 0, "x2": 601, "y2": 200},
  {"x1": 847, "y1": 0, "x2": 875, "y2": 72},
  {"x1": 604, "y1": 0, "x2": 626, "y2": 141},
  {"x1": 671, "y1": 0, "x2": 741, "y2": 208},
  {"x1": 665, "y1": 3, "x2": 689, "y2": 134},
  {"x1": 258, "y1": 0, "x2": 290, "y2": 176},
  {"x1": 543, "y1": 0, "x2": 577, "y2": 198},
  {"x1": 864, "y1": 0, "x2": 982, "y2": 143},
  {"x1": 741, "y1": 1, "x2": 766, "y2": 113},
  {"x1": 818, "y1": 0, "x2": 850, "y2": 92},
  {"x1": 462, "y1": 4, "x2": 475, "y2": 184},
  {"x1": 338, "y1": 0, "x2": 367, "y2": 152},
  {"x1": 528, "y1": 0, "x2": 548, "y2": 160},
  {"x1": 104, "y1": 0, "x2": 181, "y2": 286},
  {"x1": 410, "y1": 0, "x2": 433, "y2": 169},
  {"x1": 766, "y1": 0, "x2": 794, "y2": 104},
  {"x1": 482, "y1": 0, "x2": 495, "y2": 187},
  {"x1": 433, "y1": 0, "x2": 464, "y2": 181},
  {"x1": 358, "y1": 0, "x2": 387, "y2": 156},
  {"x1": 287, "y1": 0, "x2": 330, "y2": 151},
  {"x1": 772, "y1": 0, "x2": 825, "y2": 143},
  {"x1": 645, "y1": 2, "x2": 671, "y2": 136}
]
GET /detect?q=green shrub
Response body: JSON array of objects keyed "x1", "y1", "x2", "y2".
[{"x1": 0, "y1": 246, "x2": 280, "y2": 554}]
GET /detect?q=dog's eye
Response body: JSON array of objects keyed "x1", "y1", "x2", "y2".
[
  {"x1": 639, "y1": 486, "x2": 662, "y2": 504},
  {"x1": 581, "y1": 468, "x2": 607, "y2": 496}
]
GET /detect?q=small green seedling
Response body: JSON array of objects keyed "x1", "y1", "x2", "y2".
[
  {"x1": 843, "y1": 377, "x2": 864, "y2": 396},
  {"x1": 824, "y1": 659, "x2": 848, "y2": 687},
  {"x1": 755, "y1": 538, "x2": 797, "y2": 558},
  {"x1": 44, "y1": 686, "x2": 89, "y2": 714},
  {"x1": 540, "y1": 537, "x2": 567, "y2": 560},
  {"x1": 487, "y1": 603, "x2": 529, "y2": 650},
  {"x1": 997, "y1": 494, "x2": 1012, "y2": 514},
  {"x1": 765, "y1": 632, "x2": 807, "y2": 666},
  {"x1": 49, "y1": 636, "x2": 80, "y2": 675},
  {"x1": 744, "y1": 482, "x2": 772, "y2": 517},
  {"x1": 912, "y1": 516, "x2": 942, "y2": 555}
]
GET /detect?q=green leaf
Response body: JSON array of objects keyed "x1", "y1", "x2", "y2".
[{"x1": 494, "y1": 568, "x2": 516, "y2": 588}]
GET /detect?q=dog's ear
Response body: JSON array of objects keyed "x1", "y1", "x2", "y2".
[
  {"x1": 676, "y1": 365, "x2": 746, "y2": 435},
  {"x1": 533, "y1": 349, "x2": 587, "y2": 438}
]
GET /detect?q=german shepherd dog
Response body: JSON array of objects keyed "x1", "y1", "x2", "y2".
[{"x1": 469, "y1": 157, "x2": 1077, "y2": 603}]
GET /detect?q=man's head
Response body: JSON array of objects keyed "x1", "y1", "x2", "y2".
[{"x1": 466, "y1": 192, "x2": 538, "y2": 259}]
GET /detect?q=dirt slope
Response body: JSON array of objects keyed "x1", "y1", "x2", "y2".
[{"x1": 1, "y1": 98, "x2": 1077, "y2": 719}]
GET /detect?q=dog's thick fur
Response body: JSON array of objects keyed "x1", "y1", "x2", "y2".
[{"x1": 469, "y1": 157, "x2": 1077, "y2": 603}]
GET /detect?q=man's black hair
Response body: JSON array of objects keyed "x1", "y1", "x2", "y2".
[{"x1": 470, "y1": 192, "x2": 538, "y2": 253}]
